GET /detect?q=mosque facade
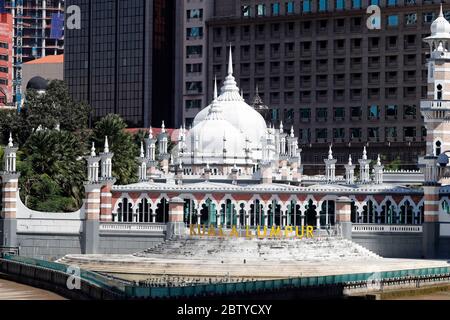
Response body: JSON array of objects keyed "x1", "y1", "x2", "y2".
[{"x1": 2, "y1": 7, "x2": 450, "y2": 260}]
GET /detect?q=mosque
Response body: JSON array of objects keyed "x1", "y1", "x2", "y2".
[{"x1": 1, "y1": 7, "x2": 450, "y2": 261}]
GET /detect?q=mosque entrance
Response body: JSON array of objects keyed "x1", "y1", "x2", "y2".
[{"x1": 305, "y1": 199, "x2": 317, "y2": 227}]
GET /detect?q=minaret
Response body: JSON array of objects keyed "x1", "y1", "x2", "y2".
[
  {"x1": 158, "y1": 121, "x2": 170, "y2": 174},
  {"x1": 344, "y1": 155, "x2": 356, "y2": 185},
  {"x1": 373, "y1": 154, "x2": 384, "y2": 184},
  {"x1": 83, "y1": 142, "x2": 102, "y2": 253},
  {"x1": 137, "y1": 141, "x2": 147, "y2": 182},
  {"x1": 145, "y1": 127, "x2": 158, "y2": 178},
  {"x1": 359, "y1": 146, "x2": 371, "y2": 183},
  {"x1": 324, "y1": 145, "x2": 337, "y2": 183},
  {"x1": 419, "y1": 5, "x2": 450, "y2": 258},
  {"x1": 1, "y1": 133, "x2": 20, "y2": 248},
  {"x1": 421, "y1": 4, "x2": 450, "y2": 159},
  {"x1": 99, "y1": 136, "x2": 116, "y2": 222}
]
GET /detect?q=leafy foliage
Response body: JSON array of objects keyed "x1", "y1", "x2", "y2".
[
  {"x1": 91, "y1": 114, "x2": 138, "y2": 185},
  {"x1": 18, "y1": 131, "x2": 87, "y2": 212}
]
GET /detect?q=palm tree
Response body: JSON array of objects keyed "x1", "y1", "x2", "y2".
[{"x1": 92, "y1": 114, "x2": 138, "y2": 185}]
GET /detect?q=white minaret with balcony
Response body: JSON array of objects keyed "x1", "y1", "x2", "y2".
[{"x1": 422, "y1": 4, "x2": 450, "y2": 158}]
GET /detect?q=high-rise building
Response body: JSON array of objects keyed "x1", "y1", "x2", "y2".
[
  {"x1": 184, "y1": 0, "x2": 448, "y2": 170},
  {"x1": 0, "y1": 13, "x2": 13, "y2": 108},
  {"x1": 64, "y1": 0, "x2": 182, "y2": 128},
  {"x1": 5, "y1": 0, "x2": 64, "y2": 108}
]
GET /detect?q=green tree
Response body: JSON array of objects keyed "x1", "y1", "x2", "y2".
[
  {"x1": 92, "y1": 114, "x2": 138, "y2": 185},
  {"x1": 23, "y1": 80, "x2": 90, "y2": 132},
  {"x1": 18, "y1": 130, "x2": 87, "y2": 212}
]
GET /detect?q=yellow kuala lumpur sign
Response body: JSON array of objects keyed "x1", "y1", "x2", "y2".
[{"x1": 189, "y1": 224, "x2": 315, "y2": 239}]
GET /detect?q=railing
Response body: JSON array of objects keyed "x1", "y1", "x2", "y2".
[
  {"x1": 2, "y1": 253, "x2": 450, "y2": 299},
  {"x1": 421, "y1": 100, "x2": 450, "y2": 110},
  {"x1": 0, "y1": 254, "x2": 126, "y2": 298},
  {"x1": 352, "y1": 224, "x2": 423, "y2": 233},
  {"x1": 125, "y1": 267, "x2": 450, "y2": 299},
  {"x1": 0, "y1": 247, "x2": 20, "y2": 256},
  {"x1": 99, "y1": 222, "x2": 166, "y2": 233}
]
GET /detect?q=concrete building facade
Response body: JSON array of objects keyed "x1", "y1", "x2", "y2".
[
  {"x1": 0, "y1": 13, "x2": 13, "y2": 108},
  {"x1": 176, "y1": 0, "x2": 450, "y2": 170}
]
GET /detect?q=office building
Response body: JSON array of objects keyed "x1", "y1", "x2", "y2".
[
  {"x1": 191, "y1": 0, "x2": 448, "y2": 169},
  {"x1": 0, "y1": 12, "x2": 13, "y2": 108},
  {"x1": 64, "y1": 0, "x2": 181, "y2": 128}
]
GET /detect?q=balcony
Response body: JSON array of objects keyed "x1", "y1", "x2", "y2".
[{"x1": 421, "y1": 100, "x2": 450, "y2": 111}]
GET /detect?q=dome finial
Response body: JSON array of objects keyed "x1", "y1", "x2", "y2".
[
  {"x1": 228, "y1": 44, "x2": 233, "y2": 76},
  {"x1": 290, "y1": 126, "x2": 294, "y2": 138},
  {"x1": 140, "y1": 141, "x2": 145, "y2": 158},
  {"x1": 377, "y1": 154, "x2": 382, "y2": 166},
  {"x1": 440, "y1": 3, "x2": 444, "y2": 18},
  {"x1": 213, "y1": 76, "x2": 218, "y2": 100},
  {"x1": 8, "y1": 132, "x2": 13, "y2": 147},
  {"x1": 363, "y1": 146, "x2": 367, "y2": 160},
  {"x1": 161, "y1": 121, "x2": 166, "y2": 133},
  {"x1": 328, "y1": 144, "x2": 333, "y2": 160},
  {"x1": 91, "y1": 142, "x2": 96, "y2": 157},
  {"x1": 348, "y1": 154, "x2": 353, "y2": 166},
  {"x1": 104, "y1": 136, "x2": 109, "y2": 153},
  {"x1": 280, "y1": 121, "x2": 284, "y2": 132},
  {"x1": 149, "y1": 126, "x2": 153, "y2": 139}
]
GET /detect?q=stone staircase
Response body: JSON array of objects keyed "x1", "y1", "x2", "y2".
[{"x1": 133, "y1": 237, "x2": 381, "y2": 262}]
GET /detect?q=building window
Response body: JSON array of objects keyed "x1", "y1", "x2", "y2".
[
  {"x1": 352, "y1": 0, "x2": 361, "y2": 9},
  {"x1": 335, "y1": 0, "x2": 345, "y2": 10},
  {"x1": 316, "y1": 108, "x2": 328, "y2": 121},
  {"x1": 405, "y1": 13, "x2": 417, "y2": 25},
  {"x1": 186, "y1": 27, "x2": 203, "y2": 40},
  {"x1": 435, "y1": 140, "x2": 442, "y2": 156},
  {"x1": 316, "y1": 128, "x2": 328, "y2": 140},
  {"x1": 186, "y1": 45, "x2": 202, "y2": 58},
  {"x1": 271, "y1": 3, "x2": 280, "y2": 15},
  {"x1": 242, "y1": 5, "x2": 251, "y2": 17},
  {"x1": 185, "y1": 99, "x2": 202, "y2": 109},
  {"x1": 351, "y1": 107, "x2": 362, "y2": 118},
  {"x1": 386, "y1": 105, "x2": 398, "y2": 118},
  {"x1": 0, "y1": 78, "x2": 7, "y2": 85},
  {"x1": 370, "y1": 0, "x2": 380, "y2": 4},
  {"x1": 386, "y1": 127, "x2": 397, "y2": 139},
  {"x1": 302, "y1": 0, "x2": 311, "y2": 13},
  {"x1": 0, "y1": 66, "x2": 8, "y2": 74},
  {"x1": 404, "y1": 105, "x2": 416, "y2": 118},
  {"x1": 368, "y1": 105, "x2": 380, "y2": 119},
  {"x1": 333, "y1": 128, "x2": 345, "y2": 139},
  {"x1": 186, "y1": 9, "x2": 203, "y2": 20},
  {"x1": 387, "y1": 0, "x2": 397, "y2": 6},
  {"x1": 437, "y1": 84, "x2": 443, "y2": 100},
  {"x1": 186, "y1": 63, "x2": 202, "y2": 74},
  {"x1": 286, "y1": 1, "x2": 295, "y2": 14},
  {"x1": 0, "y1": 55, "x2": 8, "y2": 61},
  {"x1": 404, "y1": 127, "x2": 416, "y2": 139},
  {"x1": 299, "y1": 108, "x2": 311, "y2": 122},
  {"x1": 186, "y1": 82, "x2": 203, "y2": 94},
  {"x1": 334, "y1": 107, "x2": 345, "y2": 120},
  {"x1": 387, "y1": 15, "x2": 399, "y2": 27},
  {"x1": 257, "y1": 4, "x2": 266, "y2": 16},
  {"x1": 368, "y1": 128, "x2": 379, "y2": 139},
  {"x1": 423, "y1": 12, "x2": 435, "y2": 24},
  {"x1": 350, "y1": 128, "x2": 362, "y2": 139},
  {"x1": 318, "y1": 0, "x2": 327, "y2": 12},
  {"x1": 0, "y1": 42, "x2": 8, "y2": 49}
]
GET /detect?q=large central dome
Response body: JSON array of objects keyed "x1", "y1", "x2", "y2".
[{"x1": 192, "y1": 49, "x2": 268, "y2": 158}]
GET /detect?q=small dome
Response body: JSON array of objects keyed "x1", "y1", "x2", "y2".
[
  {"x1": 27, "y1": 76, "x2": 48, "y2": 91},
  {"x1": 431, "y1": 5, "x2": 450, "y2": 35}
]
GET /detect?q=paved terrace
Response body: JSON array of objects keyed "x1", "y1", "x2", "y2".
[{"x1": 59, "y1": 238, "x2": 450, "y2": 282}]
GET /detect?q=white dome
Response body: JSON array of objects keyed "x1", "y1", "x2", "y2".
[
  {"x1": 193, "y1": 51, "x2": 267, "y2": 156},
  {"x1": 187, "y1": 100, "x2": 246, "y2": 158},
  {"x1": 431, "y1": 5, "x2": 450, "y2": 35}
]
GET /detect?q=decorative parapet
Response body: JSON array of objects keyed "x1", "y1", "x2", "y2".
[{"x1": 352, "y1": 224, "x2": 423, "y2": 233}]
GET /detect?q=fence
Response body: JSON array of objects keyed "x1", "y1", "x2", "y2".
[{"x1": 1, "y1": 253, "x2": 450, "y2": 299}]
